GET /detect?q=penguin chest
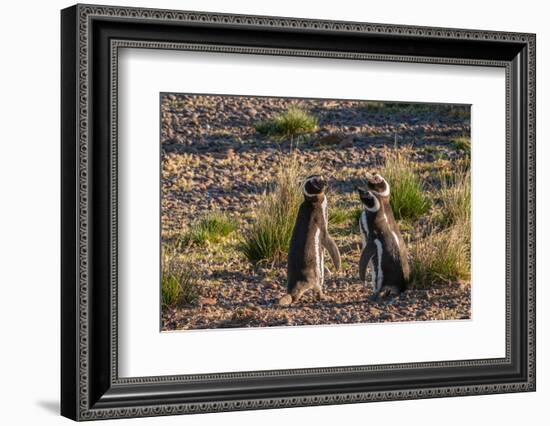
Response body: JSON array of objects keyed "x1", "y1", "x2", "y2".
[
  {"x1": 361, "y1": 235, "x2": 385, "y2": 292},
  {"x1": 372, "y1": 238, "x2": 384, "y2": 292},
  {"x1": 321, "y1": 197, "x2": 328, "y2": 225},
  {"x1": 359, "y1": 211, "x2": 370, "y2": 249},
  {"x1": 313, "y1": 227, "x2": 324, "y2": 285}
]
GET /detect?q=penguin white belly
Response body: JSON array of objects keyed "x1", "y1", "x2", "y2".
[
  {"x1": 368, "y1": 260, "x2": 375, "y2": 286},
  {"x1": 359, "y1": 211, "x2": 375, "y2": 285},
  {"x1": 373, "y1": 238, "x2": 384, "y2": 292},
  {"x1": 320, "y1": 251, "x2": 325, "y2": 287},
  {"x1": 321, "y1": 198, "x2": 328, "y2": 286},
  {"x1": 359, "y1": 211, "x2": 369, "y2": 249},
  {"x1": 314, "y1": 227, "x2": 322, "y2": 285}
]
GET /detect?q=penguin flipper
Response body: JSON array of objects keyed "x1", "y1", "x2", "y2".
[
  {"x1": 323, "y1": 235, "x2": 341, "y2": 271},
  {"x1": 359, "y1": 242, "x2": 376, "y2": 282}
]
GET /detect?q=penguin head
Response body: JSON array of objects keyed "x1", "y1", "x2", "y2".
[
  {"x1": 365, "y1": 172, "x2": 390, "y2": 197},
  {"x1": 303, "y1": 174, "x2": 327, "y2": 198},
  {"x1": 356, "y1": 187, "x2": 381, "y2": 212}
]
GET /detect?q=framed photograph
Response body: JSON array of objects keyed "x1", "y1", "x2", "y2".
[{"x1": 61, "y1": 4, "x2": 536, "y2": 421}]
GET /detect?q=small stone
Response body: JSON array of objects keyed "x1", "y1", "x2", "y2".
[
  {"x1": 245, "y1": 108, "x2": 258, "y2": 118},
  {"x1": 416, "y1": 309, "x2": 427, "y2": 317},
  {"x1": 368, "y1": 307, "x2": 381, "y2": 316},
  {"x1": 338, "y1": 135, "x2": 354, "y2": 148},
  {"x1": 199, "y1": 297, "x2": 217, "y2": 307},
  {"x1": 316, "y1": 133, "x2": 348, "y2": 146}
]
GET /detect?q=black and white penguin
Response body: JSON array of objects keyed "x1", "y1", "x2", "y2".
[
  {"x1": 279, "y1": 174, "x2": 341, "y2": 305},
  {"x1": 357, "y1": 173, "x2": 409, "y2": 299}
]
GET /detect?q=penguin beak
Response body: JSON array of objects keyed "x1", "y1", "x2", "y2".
[
  {"x1": 315, "y1": 181, "x2": 326, "y2": 192},
  {"x1": 312, "y1": 176, "x2": 326, "y2": 189}
]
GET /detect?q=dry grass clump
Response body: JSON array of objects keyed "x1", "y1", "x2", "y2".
[
  {"x1": 239, "y1": 155, "x2": 304, "y2": 264},
  {"x1": 451, "y1": 136, "x2": 471, "y2": 154},
  {"x1": 161, "y1": 253, "x2": 200, "y2": 307},
  {"x1": 328, "y1": 206, "x2": 351, "y2": 225},
  {"x1": 254, "y1": 106, "x2": 318, "y2": 139},
  {"x1": 436, "y1": 168, "x2": 471, "y2": 230},
  {"x1": 409, "y1": 221, "x2": 470, "y2": 288},
  {"x1": 409, "y1": 166, "x2": 471, "y2": 287},
  {"x1": 178, "y1": 212, "x2": 236, "y2": 247},
  {"x1": 382, "y1": 149, "x2": 431, "y2": 221}
]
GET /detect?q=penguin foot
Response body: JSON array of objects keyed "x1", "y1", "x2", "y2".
[
  {"x1": 278, "y1": 294, "x2": 293, "y2": 306},
  {"x1": 378, "y1": 286, "x2": 400, "y2": 299},
  {"x1": 368, "y1": 294, "x2": 379, "y2": 303},
  {"x1": 388, "y1": 287, "x2": 401, "y2": 297}
]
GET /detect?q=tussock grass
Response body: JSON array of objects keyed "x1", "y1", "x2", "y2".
[
  {"x1": 239, "y1": 155, "x2": 304, "y2": 264},
  {"x1": 382, "y1": 149, "x2": 431, "y2": 221},
  {"x1": 436, "y1": 168, "x2": 471, "y2": 230},
  {"x1": 179, "y1": 212, "x2": 236, "y2": 247},
  {"x1": 162, "y1": 272, "x2": 181, "y2": 307},
  {"x1": 405, "y1": 161, "x2": 470, "y2": 287},
  {"x1": 328, "y1": 207, "x2": 350, "y2": 225},
  {"x1": 161, "y1": 254, "x2": 200, "y2": 307},
  {"x1": 445, "y1": 107, "x2": 471, "y2": 120},
  {"x1": 254, "y1": 106, "x2": 318, "y2": 139},
  {"x1": 328, "y1": 206, "x2": 360, "y2": 237},
  {"x1": 409, "y1": 221, "x2": 470, "y2": 288},
  {"x1": 451, "y1": 136, "x2": 471, "y2": 154}
]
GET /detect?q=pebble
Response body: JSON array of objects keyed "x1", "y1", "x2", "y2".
[{"x1": 198, "y1": 297, "x2": 217, "y2": 307}]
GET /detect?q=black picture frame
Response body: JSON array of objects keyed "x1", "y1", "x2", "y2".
[{"x1": 61, "y1": 4, "x2": 536, "y2": 421}]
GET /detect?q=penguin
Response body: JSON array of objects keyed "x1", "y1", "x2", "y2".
[
  {"x1": 357, "y1": 173, "x2": 409, "y2": 299},
  {"x1": 279, "y1": 174, "x2": 341, "y2": 306}
]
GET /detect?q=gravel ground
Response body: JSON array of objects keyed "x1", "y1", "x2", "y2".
[
  {"x1": 160, "y1": 94, "x2": 471, "y2": 331},
  {"x1": 163, "y1": 278, "x2": 471, "y2": 330}
]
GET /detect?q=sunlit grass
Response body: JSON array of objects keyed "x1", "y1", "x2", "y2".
[
  {"x1": 409, "y1": 221, "x2": 470, "y2": 288},
  {"x1": 255, "y1": 106, "x2": 318, "y2": 139},
  {"x1": 161, "y1": 253, "x2": 200, "y2": 307},
  {"x1": 451, "y1": 136, "x2": 471, "y2": 154},
  {"x1": 382, "y1": 149, "x2": 431, "y2": 221},
  {"x1": 436, "y1": 168, "x2": 471, "y2": 230},
  {"x1": 178, "y1": 212, "x2": 236, "y2": 247},
  {"x1": 239, "y1": 155, "x2": 304, "y2": 264}
]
